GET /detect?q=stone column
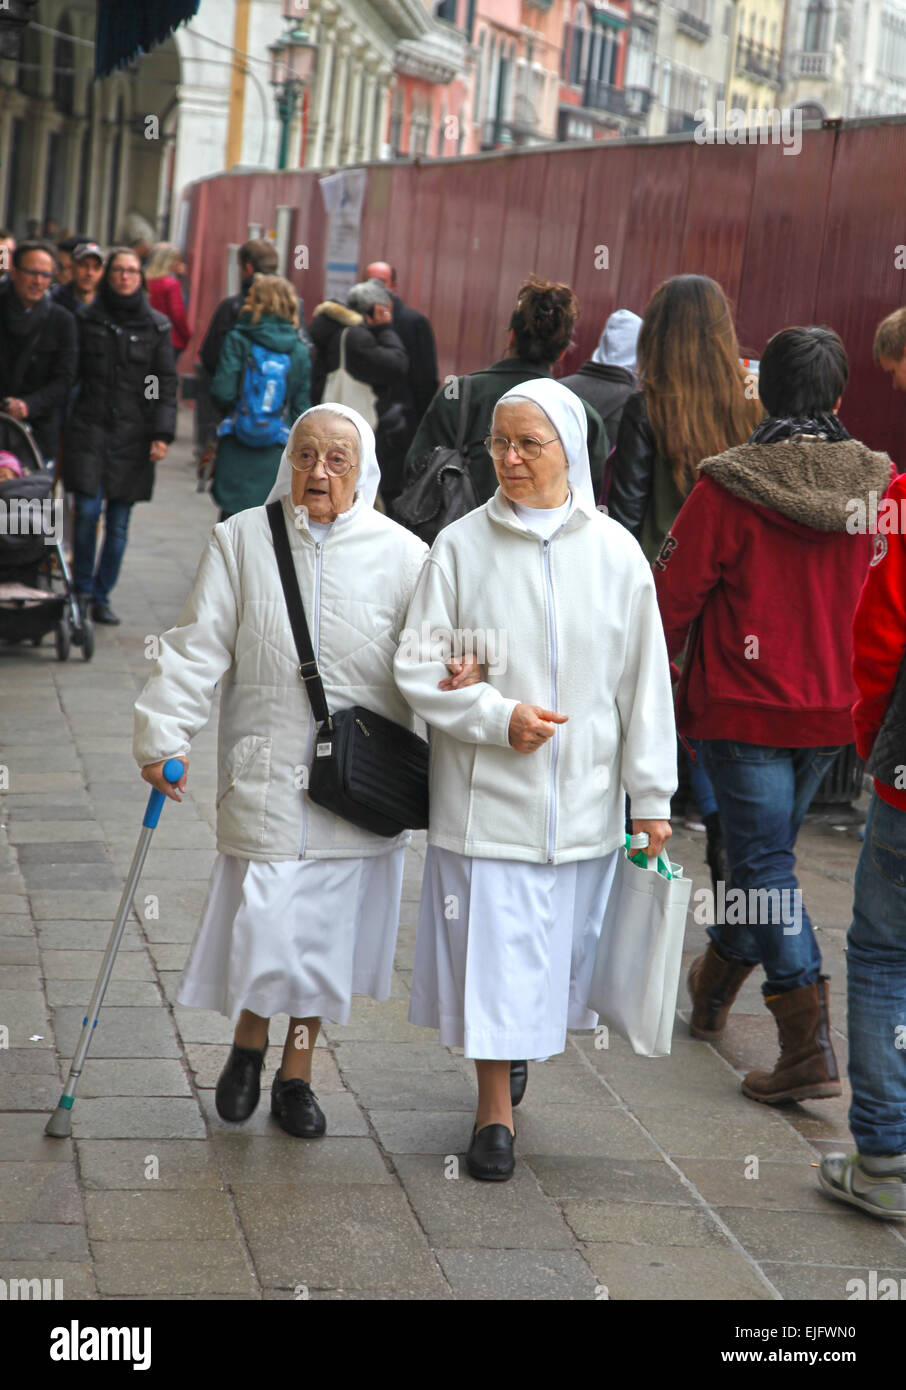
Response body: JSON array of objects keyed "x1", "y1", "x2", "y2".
[
  {"x1": 307, "y1": 4, "x2": 338, "y2": 168},
  {"x1": 360, "y1": 60, "x2": 379, "y2": 162},
  {"x1": 325, "y1": 22, "x2": 355, "y2": 167},
  {"x1": 373, "y1": 67, "x2": 393, "y2": 160},
  {"x1": 342, "y1": 43, "x2": 367, "y2": 165}
]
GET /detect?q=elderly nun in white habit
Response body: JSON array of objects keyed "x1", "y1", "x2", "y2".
[
  {"x1": 394, "y1": 377, "x2": 678, "y2": 1181},
  {"x1": 134, "y1": 403, "x2": 456, "y2": 1139}
]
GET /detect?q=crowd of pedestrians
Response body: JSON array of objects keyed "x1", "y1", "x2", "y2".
[{"x1": 2, "y1": 222, "x2": 905, "y2": 1210}]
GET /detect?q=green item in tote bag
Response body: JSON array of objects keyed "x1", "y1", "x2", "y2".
[{"x1": 587, "y1": 832, "x2": 692, "y2": 1057}]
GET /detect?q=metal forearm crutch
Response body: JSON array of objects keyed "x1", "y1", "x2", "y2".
[{"x1": 45, "y1": 760, "x2": 186, "y2": 1138}]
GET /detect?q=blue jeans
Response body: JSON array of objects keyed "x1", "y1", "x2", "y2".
[
  {"x1": 687, "y1": 739, "x2": 718, "y2": 819},
  {"x1": 846, "y1": 792, "x2": 906, "y2": 1156},
  {"x1": 72, "y1": 487, "x2": 132, "y2": 605},
  {"x1": 698, "y1": 740, "x2": 839, "y2": 996}
]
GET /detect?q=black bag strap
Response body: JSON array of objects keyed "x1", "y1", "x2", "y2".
[
  {"x1": 265, "y1": 501, "x2": 332, "y2": 727},
  {"x1": 455, "y1": 374, "x2": 472, "y2": 453}
]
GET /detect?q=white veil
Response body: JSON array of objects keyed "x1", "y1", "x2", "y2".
[
  {"x1": 495, "y1": 377, "x2": 596, "y2": 507},
  {"x1": 265, "y1": 403, "x2": 382, "y2": 509}
]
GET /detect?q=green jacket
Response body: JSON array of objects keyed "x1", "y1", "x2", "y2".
[
  {"x1": 211, "y1": 314, "x2": 311, "y2": 516},
  {"x1": 405, "y1": 357, "x2": 609, "y2": 505}
]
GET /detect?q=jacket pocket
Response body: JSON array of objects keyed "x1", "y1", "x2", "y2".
[{"x1": 216, "y1": 735, "x2": 272, "y2": 848}]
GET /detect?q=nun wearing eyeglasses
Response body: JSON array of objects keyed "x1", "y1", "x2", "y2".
[
  {"x1": 394, "y1": 377, "x2": 678, "y2": 1180},
  {"x1": 133, "y1": 404, "x2": 441, "y2": 1140}
]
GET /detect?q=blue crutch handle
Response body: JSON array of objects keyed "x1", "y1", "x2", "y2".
[{"x1": 142, "y1": 758, "x2": 187, "y2": 829}]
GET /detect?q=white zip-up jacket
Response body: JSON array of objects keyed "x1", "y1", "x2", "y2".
[
  {"x1": 133, "y1": 492, "x2": 428, "y2": 861},
  {"x1": 393, "y1": 488, "x2": 677, "y2": 865}
]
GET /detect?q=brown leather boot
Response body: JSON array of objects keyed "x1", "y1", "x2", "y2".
[
  {"x1": 687, "y1": 943, "x2": 757, "y2": 1040},
  {"x1": 742, "y1": 976, "x2": 842, "y2": 1104}
]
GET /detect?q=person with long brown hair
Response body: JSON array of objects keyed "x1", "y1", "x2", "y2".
[
  {"x1": 608, "y1": 274, "x2": 761, "y2": 561},
  {"x1": 608, "y1": 275, "x2": 761, "y2": 887},
  {"x1": 210, "y1": 273, "x2": 311, "y2": 520}
]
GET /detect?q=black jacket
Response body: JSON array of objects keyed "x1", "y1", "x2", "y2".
[
  {"x1": 0, "y1": 282, "x2": 78, "y2": 460},
  {"x1": 308, "y1": 301, "x2": 408, "y2": 416},
  {"x1": 62, "y1": 293, "x2": 178, "y2": 504},
  {"x1": 405, "y1": 356, "x2": 610, "y2": 506},
  {"x1": 199, "y1": 279, "x2": 252, "y2": 378},
  {"x1": 607, "y1": 390, "x2": 690, "y2": 562},
  {"x1": 390, "y1": 292, "x2": 439, "y2": 422},
  {"x1": 558, "y1": 361, "x2": 636, "y2": 454}
]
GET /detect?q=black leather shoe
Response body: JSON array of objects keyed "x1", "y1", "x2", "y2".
[
  {"x1": 510, "y1": 1060, "x2": 528, "y2": 1108},
  {"x1": 215, "y1": 1043, "x2": 267, "y2": 1122},
  {"x1": 465, "y1": 1123, "x2": 515, "y2": 1181},
  {"x1": 271, "y1": 1071, "x2": 326, "y2": 1138},
  {"x1": 92, "y1": 603, "x2": 120, "y2": 625}
]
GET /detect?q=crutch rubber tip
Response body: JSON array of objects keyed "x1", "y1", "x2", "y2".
[{"x1": 45, "y1": 1102, "x2": 73, "y2": 1138}]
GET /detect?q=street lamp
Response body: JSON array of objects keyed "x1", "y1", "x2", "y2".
[{"x1": 268, "y1": 3, "x2": 317, "y2": 171}]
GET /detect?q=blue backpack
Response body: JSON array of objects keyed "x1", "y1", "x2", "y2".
[{"x1": 220, "y1": 341, "x2": 292, "y2": 447}]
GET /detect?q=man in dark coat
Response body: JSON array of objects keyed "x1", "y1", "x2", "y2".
[
  {"x1": 559, "y1": 309, "x2": 641, "y2": 454},
  {"x1": 63, "y1": 250, "x2": 177, "y2": 624},
  {"x1": 0, "y1": 241, "x2": 78, "y2": 462},
  {"x1": 199, "y1": 239, "x2": 280, "y2": 380}
]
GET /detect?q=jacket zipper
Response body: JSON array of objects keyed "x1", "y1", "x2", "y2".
[
  {"x1": 542, "y1": 536, "x2": 559, "y2": 864},
  {"x1": 298, "y1": 537, "x2": 323, "y2": 857}
]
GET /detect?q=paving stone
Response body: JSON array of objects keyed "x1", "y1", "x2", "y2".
[
  {"x1": 40, "y1": 949, "x2": 156, "y2": 979},
  {"x1": 212, "y1": 1135, "x2": 394, "y2": 1186},
  {"x1": 18, "y1": 861, "x2": 121, "y2": 891},
  {"x1": 339, "y1": 1067, "x2": 477, "y2": 1111},
  {"x1": 434, "y1": 1247, "x2": 597, "y2": 1300},
  {"x1": 332, "y1": 1040, "x2": 463, "y2": 1072},
  {"x1": 0, "y1": 894, "x2": 30, "y2": 912},
  {"x1": 759, "y1": 1262, "x2": 906, "y2": 1301},
  {"x1": 51, "y1": 1006, "x2": 181, "y2": 1061},
  {"x1": 8, "y1": 821, "x2": 105, "y2": 844},
  {"x1": 84, "y1": 1189, "x2": 236, "y2": 1240},
  {"x1": 322, "y1": 997, "x2": 438, "y2": 1043},
  {"x1": 0, "y1": 1048, "x2": 57, "y2": 1074},
  {"x1": 393, "y1": 1153, "x2": 574, "y2": 1249},
  {"x1": 367, "y1": 1109, "x2": 481, "y2": 1155},
  {"x1": 563, "y1": 1198, "x2": 729, "y2": 1246},
  {"x1": 0, "y1": 1162, "x2": 84, "y2": 1223},
  {"x1": 146, "y1": 943, "x2": 189, "y2": 971},
  {"x1": 0, "y1": 914, "x2": 37, "y2": 937},
  {"x1": 0, "y1": 1113, "x2": 75, "y2": 1162},
  {"x1": 69, "y1": 1097, "x2": 206, "y2": 1140},
  {"x1": 232, "y1": 1183, "x2": 447, "y2": 1293},
  {"x1": 51, "y1": 1059, "x2": 191, "y2": 1098},
  {"x1": 30, "y1": 891, "x2": 125, "y2": 920},
  {"x1": 0, "y1": 1261, "x2": 96, "y2": 1300},
  {"x1": 0, "y1": 937, "x2": 39, "y2": 964},
  {"x1": 197, "y1": 1086, "x2": 368, "y2": 1137},
  {"x1": 581, "y1": 1242, "x2": 776, "y2": 1300},
  {"x1": 714, "y1": 1206, "x2": 906, "y2": 1266},
  {"x1": 516, "y1": 1104, "x2": 658, "y2": 1160},
  {"x1": 172, "y1": 1007, "x2": 235, "y2": 1044},
  {"x1": 678, "y1": 1158, "x2": 834, "y2": 1211},
  {"x1": 36, "y1": 921, "x2": 143, "y2": 951},
  {"x1": 45, "y1": 979, "x2": 162, "y2": 1007},
  {"x1": 0, "y1": 1072, "x2": 63, "y2": 1110},
  {"x1": 527, "y1": 1155, "x2": 694, "y2": 1205},
  {"x1": 0, "y1": 989, "x2": 52, "y2": 1045},
  {"x1": 625, "y1": 1100, "x2": 816, "y2": 1160},
  {"x1": 185, "y1": 1042, "x2": 343, "y2": 1093},
  {"x1": 77, "y1": 1140, "x2": 223, "y2": 1190},
  {"x1": 0, "y1": 1222, "x2": 90, "y2": 1260},
  {"x1": 92, "y1": 1239, "x2": 256, "y2": 1296},
  {"x1": 0, "y1": 965, "x2": 41, "y2": 989}
]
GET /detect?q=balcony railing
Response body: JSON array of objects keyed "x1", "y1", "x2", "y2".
[
  {"x1": 676, "y1": 10, "x2": 711, "y2": 40},
  {"x1": 666, "y1": 107, "x2": 699, "y2": 134},
  {"x1": 583, "y1": 78, "x2": 627, "y2": 115},
  {"x1": 735, "y1": 37, "x2": 782, "y2": 85},
  {"x1": 796, "y1": 50, "x2": 831, "y2": 76},
  {"x1": 623, "y1": 84, "x2": 654, "y2": 116}
]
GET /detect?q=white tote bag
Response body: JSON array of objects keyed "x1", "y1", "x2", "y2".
[
  {"x1": 587, "y1": 833, "x2": 692, "y2": 1058},
  {"x1": 323, "y1": 328, "x2": 378, "y2": 430}
]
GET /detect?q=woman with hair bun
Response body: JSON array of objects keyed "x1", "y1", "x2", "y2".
[{"x1": 404, "y1": 274, "x2": 611, "y2": 506}]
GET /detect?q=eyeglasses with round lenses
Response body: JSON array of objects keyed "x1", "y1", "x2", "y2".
[
  {"x1": 485, "y1": 434, "x2": 559, "y2": 461},
  {"x1": 291, "y1": 445, "x2": 356, "y2": 477}
]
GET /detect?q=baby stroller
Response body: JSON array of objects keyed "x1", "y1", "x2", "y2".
[{"x1": 0, "y1": 412, "x2": 93, "y2": 661}]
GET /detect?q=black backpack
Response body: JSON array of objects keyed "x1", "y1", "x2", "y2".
[{"x1": 394, "y1": 376, "x2": 478, "y2": 544}]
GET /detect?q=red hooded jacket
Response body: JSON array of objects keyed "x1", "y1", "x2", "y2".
[{"x1": 653, "y1": 434, "x2": 892, "y2": 747}]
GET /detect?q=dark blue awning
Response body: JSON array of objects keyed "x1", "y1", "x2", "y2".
[{"x1": 95, "y1": 0, "x2": 201, "y2": 78}]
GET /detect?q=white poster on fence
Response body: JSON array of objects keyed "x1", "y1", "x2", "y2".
[{"x1": 319, "y1": 168, "x2": 367, "y2": 303}]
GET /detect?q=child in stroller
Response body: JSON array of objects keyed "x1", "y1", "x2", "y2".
[{"x1": 0, "y1": 413, "x2": 93, "y2": 661}]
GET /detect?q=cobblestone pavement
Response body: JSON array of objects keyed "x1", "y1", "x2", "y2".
[{"x1": 2, "y1": 420, "x2": 904, "y2": 1302}]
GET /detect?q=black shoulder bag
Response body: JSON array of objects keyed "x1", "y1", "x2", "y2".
[
  {"x1": 394, "y1": 375, "x2": 479, "y2": 543},
  {"x1": 266, "y1": 502, "x2": 429, "y2": 837}
]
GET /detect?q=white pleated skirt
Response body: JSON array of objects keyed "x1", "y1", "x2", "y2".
[
  {"x1": 408, "y1": 844, "x2": 620, "y2": 1059},
  {"x1": 177, "y1": 849, "x2": 405, "y2": 1024}
]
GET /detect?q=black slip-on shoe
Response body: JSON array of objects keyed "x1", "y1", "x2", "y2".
[
  {"x1": 466, "y1": 1123, "x2": 515, "y2": 1181},
  {"x1": 215, "y1": 1043, "x2": 267, "y2": 1122},
  {"x1": 510, "y1": 1060, "x2": 528, "y2": 1107},
  {"x1": 92, "y1": 603, "x2": 120, "y2": 625},
  {"x1": 270, "y1": 1071, "x2": 326, "y2": 1138}
]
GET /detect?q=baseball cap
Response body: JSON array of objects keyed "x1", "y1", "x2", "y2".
[{"x1": 73, "y1": 242, "x2": 104, "y2": 263}]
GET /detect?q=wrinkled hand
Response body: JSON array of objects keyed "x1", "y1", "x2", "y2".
[
  {"x1": 508, "y1": 703, "x2": 568, "y2": 754},
  {"x1": 150, "y1": 440, "x2": 169, "y2": 462},
  {"x1": 631, "y1": 818, "x2": 672, "y2": 859},
  {"x1": 141, "y1": 758, "x2": 189, "y2": 802},
  {"x1": 438, "y1": 654, "x2": 483, "y2": 691}
]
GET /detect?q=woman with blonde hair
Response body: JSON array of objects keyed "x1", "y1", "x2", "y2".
[
  {"x1": 145, "y1": 242, "x2": 192, "y2": 354},
  {"x1": 210, "y1": 273, "x2": 311, "y2": 519}
]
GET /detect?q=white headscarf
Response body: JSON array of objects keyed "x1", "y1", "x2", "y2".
[
  {"x1": 495, "y1": 377, "x2": 595, "y2": 508},
  {"x1": 264, "y1": 403, "x2": 382, "y2": 509}
]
